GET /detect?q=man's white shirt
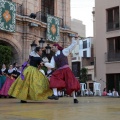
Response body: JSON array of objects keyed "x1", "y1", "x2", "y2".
[{"x1": 45, "y1": 38, "x2": 77, "y2": 68}]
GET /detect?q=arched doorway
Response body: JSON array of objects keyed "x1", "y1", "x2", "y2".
[{"x1": 0, "y1": 40, "x2": 21, "y2": 65}]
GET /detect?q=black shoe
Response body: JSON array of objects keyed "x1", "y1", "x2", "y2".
[
  {"x1": 20, "y1": 100, "x2": 27, "y2": 103},
  {"x1": 48, "y1": 95, "x2": 59, "y2": 100},
  {"x1": 74, "y1": 99, "x2": 79, "y2": 103}
]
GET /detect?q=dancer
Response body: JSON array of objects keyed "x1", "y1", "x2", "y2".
[
  {"x1": 46, "y1": 67, "x2": 55, "y2": 79},
  {"x1": 45, "y1": 35, "x2": 80, "y2": 103},
  {"x1": 8, "y1": 46, "x2": 52, "y2": 103}
]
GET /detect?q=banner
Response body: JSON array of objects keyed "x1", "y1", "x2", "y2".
[
  {"x1": 47, "y1": 14, "x2": 60, "y2": 42},
  {"x1": 0, "y1": 0, "x2": 16, "y2": 32}
]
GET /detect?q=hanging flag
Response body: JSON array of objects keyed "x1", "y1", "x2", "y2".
[
  {"x1": 47, "y1": 14, "x2": 60, "y2": 42},
  {"x1": 0, "y1": 0, "x2": 16, "y2": 32}
]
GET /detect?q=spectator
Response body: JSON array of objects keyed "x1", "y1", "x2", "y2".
[
  {"x1": 102, "y1": 88, "x2": 107, "y2": 96},
  {"x1": 107, "y1": 90, "x2": 112, "y2": 96},
  {"x1": 112, "y1": 88, "x2": 119, "y2": 97}
]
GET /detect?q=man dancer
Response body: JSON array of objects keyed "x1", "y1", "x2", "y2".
[{"x1": 45, "y1": 35, "x2": 80, "y2": 103}]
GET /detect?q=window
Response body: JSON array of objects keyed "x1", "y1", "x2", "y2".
[
  {"x1": 83, "y1": 51, "x2": 87, "y2": 57},
  {"x1": 107, "y1": 37, "x2": 120, "y2": 61},
  {"x1": 87, "y1": 74, "x2": 92, "y2": 80},
  {"x1": 115, "y1": 37, "x2": 120, "y2": 53},
  {"x1": 108, "y1": 37, "x2": 120, "y2": 53},
  {"x1": 41, "y1": 0, "x2": 54, "y2": 15},
  {"x1": 72, "y1": 62, "x2": 80, "y2": 77},
  {"x1": 83, "y1": 41, "x2": 87, "y2": 49},
  {"x1": 107, "y1": 6, "x2": 119, "y2": 31},
  {"x1": 41, "y1": 0, "x2": 54, "y2": 23},
  {"x1": 108, "y1": 38, "x2": 114, "y2": 52}
]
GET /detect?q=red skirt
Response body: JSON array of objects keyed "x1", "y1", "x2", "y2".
[{"x1": 49, "y1": 67, "x2": 80, "y2": 95}]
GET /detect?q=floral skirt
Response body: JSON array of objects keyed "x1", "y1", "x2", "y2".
[{"x1": 8, "y1": 66, "x2": 53, "y2": 100}]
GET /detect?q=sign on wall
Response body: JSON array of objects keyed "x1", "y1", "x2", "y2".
[
  {"x1": 0, "y1": 0, "x2": 16, "y2": 32},
  {"x1": 47, "y1": 14, "x2": 60, "y2": 42}
]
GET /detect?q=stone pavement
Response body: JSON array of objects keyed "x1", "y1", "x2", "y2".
[{"x1": 0, "y1": 97, "x2": 120, "y2": 120}]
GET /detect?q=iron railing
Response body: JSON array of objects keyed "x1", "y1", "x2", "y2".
[
  {"x1": 7, "y1": 1, "x2": 64, "y2": 27},
  {"x1": 105, "y1": 52, "x2": 120, "y2": 62},
  {"x1": 36, "y1": 11, "x2": 64, "y2": 28},
  {"x1": 107, "y1": 22, "x2": 119, "y2": 31}
]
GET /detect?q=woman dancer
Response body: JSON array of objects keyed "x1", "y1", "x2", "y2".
[{"x1": 8, "y1": 46, "x2": 52, "y2": 103}]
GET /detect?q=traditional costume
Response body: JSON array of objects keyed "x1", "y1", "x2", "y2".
[
  {"x1": 45, "y1": 38, "x2": 80, "y2": 103},
  {"x1": 8, "y1": 51, "x2": 52, "y2": 101},
  {"x1": 0, "y1": 66, "x2": 7, "y2": 90},
  {"x1": 0, "y1": 68, "x2": 15, "y2": 96}
]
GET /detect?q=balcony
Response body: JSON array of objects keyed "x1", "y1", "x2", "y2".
[
  {"x1": 105, "y1": 52, "x2": 120, "y2": 62},
  {"x1": 36, "y1": 11, "x2": 64, "y2": 28},
  {"x1": 107, "y1": 22, "x2": 119, "y2": 31}
]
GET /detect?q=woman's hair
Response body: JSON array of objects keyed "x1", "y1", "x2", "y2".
[
  {"x1": 13, "y1": 62, "x2": 17, "y2": 67},
  {"x1": 35, "y1": 46, "x2": 41, "y2": 53}
]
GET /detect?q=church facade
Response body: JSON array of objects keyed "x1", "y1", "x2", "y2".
[{"x1": 0, "y1": 0, "x2": 75, "y2": 65}]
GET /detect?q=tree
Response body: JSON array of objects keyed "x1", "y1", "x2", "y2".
[
  {"x1": 0, "y1": 45, "x2": 12, "y2": 67},
  {"x1": 79, "y1": 67, "x2": 88, "y2": 83}
]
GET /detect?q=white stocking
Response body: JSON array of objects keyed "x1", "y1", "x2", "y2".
[
  {"x1": 72, "y1": 91, "x2": 76, "y2": 99},
  {"x1": 53, "y1": 88, "x2": 58, "y2": 96}
]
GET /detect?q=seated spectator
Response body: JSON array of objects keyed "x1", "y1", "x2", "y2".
[
  {"x1": 107, "y1": 90, "x2": 112, "y2": 96},
  {"x1": 112, "y1": 88, "x2": 119, "y2": 97},
  {"x1": 102, "y1": 88, "x2": 107, "y2": 96},
  {"x1": 85, "y1": 89, "x2": 93, "y2": 96}
]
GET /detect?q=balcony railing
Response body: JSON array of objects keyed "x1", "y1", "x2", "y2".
[
  {"x1": 36, "y1": 11, "x2": 64, "y2": 28},
  {"x1": 105, "y1": 52, "x2": 120, "y2": 62},
  {"x1": 107, "y1": 22, "x2": 119, "y2": 31}
]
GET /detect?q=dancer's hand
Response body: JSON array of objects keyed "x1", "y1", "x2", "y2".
[{"x1": 40, "y1": 62, "x2": 44, "y2": 66}]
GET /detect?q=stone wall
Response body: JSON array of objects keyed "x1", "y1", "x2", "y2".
[{"x1": 0, "y1": 0, "x2": 75, "y2": 66}]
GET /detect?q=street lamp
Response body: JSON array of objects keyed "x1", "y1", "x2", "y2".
[
  {"x1": 30, "y1": 39, "x2": 52, "y2": 61},
  {"x1": 45, "y1": 44, "x2": 51, "y2": 54},
  {"x1": 31, "y1": 41, "x2": 37, "y2": 51},
  {"x1": 39, "y1": 38, "x2": 45, "y2": 48}
]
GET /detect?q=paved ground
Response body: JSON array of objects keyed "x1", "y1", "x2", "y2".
[{"x1": 0, "y1": 97, "x2": 120, "y2": 120}]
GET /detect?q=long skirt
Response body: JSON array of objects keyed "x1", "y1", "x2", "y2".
[
  {"x1": 8, "y1": 66, "x2": 53, "y2": 101},
  {"x1": 49, "y1": 67, "x2": 80, "y2": 95},
  {"x1": 0, "y1": 75, "x2": 6, "y2": 89},
  {"x1": 0, "y1": 77, "x2": 15, "y2": 96}
]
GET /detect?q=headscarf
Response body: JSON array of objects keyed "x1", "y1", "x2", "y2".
[{"x1": 53, "y1": 43, "x2": 63, "y2": 51}]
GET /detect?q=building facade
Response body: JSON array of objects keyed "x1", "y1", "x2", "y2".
[
  {"x1": 0, "y1": 0, "x2": 75, "y2": 65},
  {"x1": 94, "y1": 0, "x2": 120, "y2": 92},
  {"x1": 71, "y1": 18, "x2": 86, "y2": 37},
  {"x1": 72, "y1": 37, "x2": 94, "y2": 85}
]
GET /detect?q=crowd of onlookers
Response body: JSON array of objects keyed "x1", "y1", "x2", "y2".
[
  {"x1": 75, "y1": 88, "x2": 119, "y2": 97},
  {"x1": 0, "y1": 62, "x2": 120, "y2": 98},
  {"x1": 0, "y1": 63, "x2": 21, "y2": 97},
  {"x1": 102, "y1": 88, "x2": 119, "y2": 97}
]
